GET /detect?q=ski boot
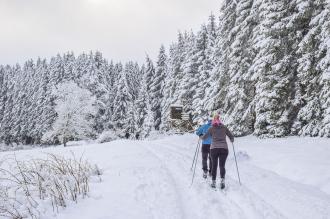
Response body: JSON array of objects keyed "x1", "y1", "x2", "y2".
[
  {"x1": 203, "y1": 171, "x2": 208, "y2": 179},
  {"x1": 220, "y1": 178, "x2": 225, "y2": 190},
  {"x1": 211, "y1": 180, "x2": 216, "y2": 188}
]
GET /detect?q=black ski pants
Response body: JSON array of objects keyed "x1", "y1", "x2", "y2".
[
  {"x1": 210, "y1": 148, "x2": 228, "y2": 180},
  {"x1": 201, "y1": 144, "x2": 212, "y2": 173}
]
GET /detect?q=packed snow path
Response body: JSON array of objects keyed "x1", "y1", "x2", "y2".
[{"x1": 2, "y1": 134, "x2": 330, "y2": 219}]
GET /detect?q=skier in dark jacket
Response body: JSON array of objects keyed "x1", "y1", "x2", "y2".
[
  {"x1": 201, "y1": 114, "x2": 234, "y2": 189},
  {"x1": 196, "y1": 119, "x2": 212, "y2": 178}
]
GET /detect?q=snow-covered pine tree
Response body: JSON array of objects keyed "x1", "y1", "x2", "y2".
[
  {"x1": 74, "y1": 53, "x2": 88, "y2": 82},
  {"x1": 124, "y1": 61, "x2": 141, "y2": 134},
  {"x1": 48, "y1": 54, "x2": 65, "y2": 86},
  {"x1": 111, "y1": 63, "x2": 135, "y2": 134},
  {"x1": 134, "y1": 65, "x2": 146, "y2": 134},
  {"x1": 318, "y1": 2, "x2": 330, "y2": 137},
  {"x1": 134, "y1": 65, "x2": 154, "y2": 137},
  {"x1": 160, "y1": 44, "x2": 177, "y2": 131},
  {"x1": 104, "y1": 62, "x2": 123, "y2": 130},
  {"x1": 166, "y1": 32, "x2": 186, "y2": 105},
  {"x1": 144, "y1": 55, "x2": 159, "y2": 129},
  {"x1": 151, "y1": 45, "x2": 167, "y2": 130},
  {"x1": 12, "y1": 62, "x2": 30, "y2": 143},
  {"x1": 145, "y1": 56, "x2": 155, "y2": 92},
  {"x1": 1, "y1": 65, "x2": 20, "y2": 144},
  {"x1": 125, "y1": 61, "x2": 141, "y2": 101},
  {"x1": 29, "y1": 58, "x2": 54, "y2": 144},
  {"x1": 193, "y1": 14, "x2": 217, "y2": 122},
  {"x1": 63, "y1": 52, "x2": 75, "y2": 81},
  {"x1": 221, "y1": 0, "x2": 256, "y2": 136},
  {"x1": 190, "y1": 25, "x2": 211, "y2": 122},
  {"x1": 178, "y1": 31, "x2": 198, "y2": 116},
  {"x1": 42, "y1": 81, "x2": 97, "y2": 146},
  {"x1": 37, "y1": 60, "x2": 56, "y2": 143},
  {"x1": 0, "y1": 66, "x2": 10, "y2": 144},
  {"x1": 250, "y1": 0, "x2": 297, "y2": 137},
  {"x1": 289, "y1": 0, "x2": 324, "y2": 136},
  {"x1": 205, "y1": 13, "x2": 217, "y2": 64},
  {"x1": 204, "y1": 0, "x2": 238, "y2": 115}
]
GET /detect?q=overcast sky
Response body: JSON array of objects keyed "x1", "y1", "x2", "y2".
[{"x1": 0, "y1": 0, "x2": 222, "y2": 65}]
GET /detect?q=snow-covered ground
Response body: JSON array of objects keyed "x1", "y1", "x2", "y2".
[{"x1": 1, "y1": 134, "x2": 330, "y2": 219}]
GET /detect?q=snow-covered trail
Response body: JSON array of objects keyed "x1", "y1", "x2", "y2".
[
  {"x1": 52, "y1": 140, "x2": 185, "y2": 219},
  {"x1": 142, "y1": 141, "x2": 285, "y2": 219},
  {"x1": 1, "y1": 134, "x2": 330, "y2": 219},
  {"x1": 56, "y1": 134, "x2": 330, "y2": 219},
  {"x1": 145, "y1": 136, "x2": 330, "y2": 219}
]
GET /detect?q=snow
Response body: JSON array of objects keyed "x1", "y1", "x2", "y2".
[{"x1": 1, "y1": 134, "x2": 330, "y2": 219}]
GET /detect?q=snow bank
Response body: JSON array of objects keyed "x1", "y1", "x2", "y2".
[{"x1": 236, "y1": 136, "x2": 330, "y2": 195}]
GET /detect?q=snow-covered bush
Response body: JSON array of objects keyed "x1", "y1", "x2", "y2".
[
  {"x1": 42, "y1": 81, "x2": 97, "y2": 146},
  {"x1": 97, "y1": 130, "x2": 120, "y2": 143},
  {"x1": 0, "y1": 154, "x2": 102, "y2": 218}
]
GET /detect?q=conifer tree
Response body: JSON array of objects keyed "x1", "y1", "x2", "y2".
[
  {"x1": 144, "y1": 55, "x2": 159, "y2": 129},
  {"x1": 178, "y1": 31, "x2": 197, "y2": 115},
  {"x1": 204, "y1": 0, "x2": 238, "y2": 115},
  {"x1": 222, "y1": 0, "x2": 256, "y2": 136},
  {"x1": 160, "y1": 45, "x2": 177, "y2": 130},
  {"x1": 318, "y1": 2, "x2": 330, "y2": 136},
  {"x1": 134, "y1": 65, "x2": 154, "y2": 137},
  {"x1": 111, "y1": 64, "x2": 135, "y2": 133},
  {"x1": 250, "y1": 0, "x2": 296, "y2": 137},
  {"x1": 152, "y1": 45, "x2": 167, "y2": 130}
]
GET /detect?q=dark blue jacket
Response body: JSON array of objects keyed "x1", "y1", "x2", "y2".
[{"x1": 196, "y1": 120, "x2": 212, "y2": 145}]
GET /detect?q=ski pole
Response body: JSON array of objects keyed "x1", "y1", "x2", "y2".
[
  {"x1": 191, "y1": 139, "x2": 201, "y2": 171},
  {"x1": 231, "y1": 142, "x2": 242, "y2": 185},
  {"x1": 191, "y1": 139, "x2": 201, "y2": 186}
]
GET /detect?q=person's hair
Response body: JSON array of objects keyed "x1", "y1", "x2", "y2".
[{"x1": 212, "y1": 113, "x2": 222, "y2": 126}]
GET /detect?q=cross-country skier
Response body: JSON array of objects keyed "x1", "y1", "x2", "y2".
[
  {"x1": 196, "y1": 118, "x2": 212, "y2": 179},
  {"x1": 201, "y1": 114, "x2": 234, "y2": 189}
]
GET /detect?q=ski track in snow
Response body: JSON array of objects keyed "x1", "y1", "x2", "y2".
[
  {"x1": 146, "y1": 138, "x2": 330, "y2": 219},
  {"x1": 2, "y1": 135, "x2": 330, "y2": 219},
  {"x1": 145, "y1": 141, "x2": 285, "y2": 219},
  {"x1": 136, "y1": 142, "x2": 187, "y2": 219}
]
